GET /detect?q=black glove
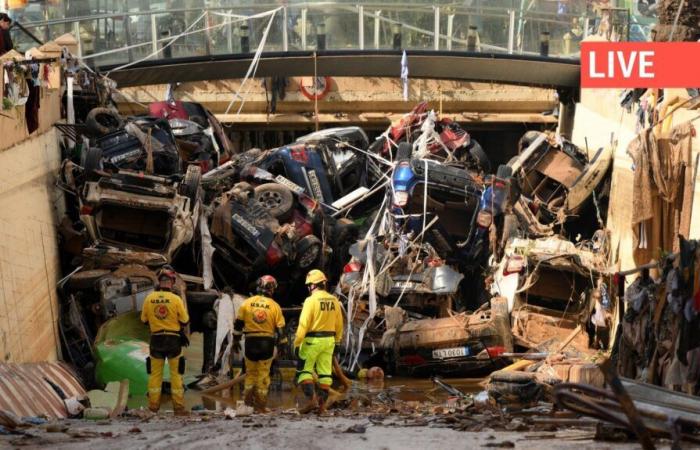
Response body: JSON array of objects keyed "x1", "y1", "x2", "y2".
[{"x1": 179, "y1": 330, "x2": 190, "y2": 347}]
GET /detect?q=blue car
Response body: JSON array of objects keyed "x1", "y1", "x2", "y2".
[
  {"x1": 257, "y1": 127, "x2": 373, "y2": 212},
  {"x1": 390, "y1": 142, "x2": 515, "y2": 268}
]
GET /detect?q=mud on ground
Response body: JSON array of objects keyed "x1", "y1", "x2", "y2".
[{"x1": 2, "y1": 410, "x2": 647, "y2": 450}]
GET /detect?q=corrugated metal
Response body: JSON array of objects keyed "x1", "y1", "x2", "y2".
[{"x1": 0, "y1": 362, "x2": 86, "y2": 418}]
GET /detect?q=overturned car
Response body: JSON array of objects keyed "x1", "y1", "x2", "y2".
[{"x1": 508, "y1": 132, "x2": 612, "y2": 240}]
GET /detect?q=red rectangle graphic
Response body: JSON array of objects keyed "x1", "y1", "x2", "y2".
[{"x1": 581, "y1": 42, "x2": 700, "y2": 88}]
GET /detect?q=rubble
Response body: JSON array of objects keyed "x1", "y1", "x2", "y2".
[
  {"x1": 52, "y1": 98, "x2": 620, "y2": 380},
  {"x1": 48, "y1": 95, "x2": 700, "y2": 447}
]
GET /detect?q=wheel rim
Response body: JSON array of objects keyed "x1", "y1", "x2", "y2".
[
  {"x1": 258, "y1": 191, "x2": 282, "y2": 210},
  {"x1": 298, "y1": 244, "x2": 320, "y2": 267}
]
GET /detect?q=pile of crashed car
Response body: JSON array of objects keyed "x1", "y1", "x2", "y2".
[{"x1": 55, "y1": 99, "x2": 614, "y2": 389}]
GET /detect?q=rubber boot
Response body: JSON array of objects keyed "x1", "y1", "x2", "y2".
[
  {"x1": 317, "y1": 386, "x2": 330, "y2": 415},
  {"x1": 174, "y1": 407, "x2": 190, "y2": 417},
  {"x1": 147, "y1": 393, "x2": 160, "y2": 413},
  {"x1": 243, "y1": 388, "x2": 255, "y2": 407},
  {"x1": 254, "y1": 391, "x2": 270, "y2": 414},
  {"x1": 297, "y1": 382, "x2": 318, "y2": 414}
]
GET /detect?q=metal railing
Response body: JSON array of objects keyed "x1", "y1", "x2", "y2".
[{"x1": 10, "y1": 2, "x2": 594, "y2": 68}]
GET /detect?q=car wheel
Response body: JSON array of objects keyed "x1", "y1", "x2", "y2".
[
  {"x1": 86, "y1": 107, "x2": 123, "y2": 136},
  {"x1": 254, "y1": 184, "x2": 294, "y2": 222},
  {"x1": 517, "y1": 131, "x2": 543, "y2": 153},
  {"x1": 496, "y1": 164, "x2": 512, "y2": 179},
  {"x1": 83, "y1": 147, "x2": 104, "y2": 181},
  {"x1": 468, "y1": 140, "x2": 491, "y2": 173},
  {"x1": 179, "y1": 165, "x2": 202, "y2": 212},
  {"x1": 296, "y1": 235, "x2": 322, "y2": 269}
]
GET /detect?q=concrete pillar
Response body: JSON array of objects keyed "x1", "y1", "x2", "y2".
[{"x1": 557, "y1": 99, "x2": 576, "y2": 140}]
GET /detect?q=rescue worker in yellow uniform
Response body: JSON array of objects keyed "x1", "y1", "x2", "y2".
[
  {"x1": 140, "y1": 268, "x2": 190, "y2": 415},
  {"x1": 233, "y1": 275, "x2": 287, "y2": 412},
  {"x1": 294, "y1": 269, "x2": 344, "y2": 413}
]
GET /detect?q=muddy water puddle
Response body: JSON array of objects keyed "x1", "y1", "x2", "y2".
[
  {"x1": 128, "y1": 375, "x2": 486, "y2": 411},
  {"x1": 126, "y1": 334, "x2": 485, "y2": 410}
]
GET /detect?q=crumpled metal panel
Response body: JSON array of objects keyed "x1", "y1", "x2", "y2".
[{"x1": 0, "y1": 362, "x2": 86, "y2": 419}]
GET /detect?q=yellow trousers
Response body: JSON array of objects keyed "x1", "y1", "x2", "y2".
[
  {"x1": 148, "y1": 354, "x2": 185, "y2": 411},
  {"x1": 296, "y1": 336, "x2": 334, "y2": 386},
  {"x1": 243, "y1": 357, "x2": 273, "y2": 397}
]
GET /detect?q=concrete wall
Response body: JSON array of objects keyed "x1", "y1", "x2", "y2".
[
  {"x1": 115, "y1": 77, "x2": 558, "y2": 127},
  {"x1": 0, "y1": 89, "x2": 63, "y2": 363}
]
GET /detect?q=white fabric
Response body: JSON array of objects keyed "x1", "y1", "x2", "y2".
[
  {"x1": 200, "y1": 214, "x2": 215, "y2": 290},
  {"x1": 214, "y1": 293, "x2": 234, "y2": 376},
  {"x1": 401, "y1": 50, "x2": 408, "y2": 101},
  {"x1": 223, "y1": 8, "x2": 281, "y2": 115}
]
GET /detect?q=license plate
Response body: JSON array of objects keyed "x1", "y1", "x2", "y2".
[
  {"x1": 432, "y1": 346, "x2": 469, "y2": 359},
  {"x1": 393, "y1": 281, "x2": 420, "y2": 290},
  {"x1": 274, "y1": 175, "x2": 305, "y2": 194},
  {"x1": 232, "y1": 213, "x2": 260, "y2": 238},
  {"x1": 306, "y1": 169, "x2": 325, "y2": 202}
]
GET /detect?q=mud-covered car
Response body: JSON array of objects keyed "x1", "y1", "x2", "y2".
[
  {"x1": 490, "y1": 235, "x2": 611, "y2": 353},
  {"x1": 150, "y1": 100, "x2": 234, "y2": 163},
  {"x1": 508, "y1": 131, "x2": 612, "y2": 239},
  {"x1": 84, "y1": 116, "x2": 182, "y2": 177},
  {"x1": 209, "y1": 181, "x2": 321, "y2": 279},
  {"x1": 78, "y1": 165, "x2": 201, "y2": 262},
  {"x1": 390, "y1": 143, "x2": 482, "y2": 261},
  {"x1": 382, "y1": 297, "x2": 512, "y2": 376}
]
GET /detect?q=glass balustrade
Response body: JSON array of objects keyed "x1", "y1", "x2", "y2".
[{"x1": 2, "y1": 0, "x2": 652, "y2": 67}]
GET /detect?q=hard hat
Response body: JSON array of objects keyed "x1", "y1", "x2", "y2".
[
  {"x1": 305, "y1": 269, "x2": 327, "y2": 285},
  {"x1": 257, "y1": 275, "x2": 278, "y2": 293},
  {"x1": 158, "y1": 268, "x2": 177, "y2": 283}
]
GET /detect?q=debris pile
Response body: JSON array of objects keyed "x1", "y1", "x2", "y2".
[{"x1": 53, "y1": 93, "x2": 618, "y2": 392}]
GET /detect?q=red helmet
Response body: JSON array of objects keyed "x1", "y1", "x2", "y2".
[{"x1": 256, "y1": 275, "x2": 277, "y2": 294}]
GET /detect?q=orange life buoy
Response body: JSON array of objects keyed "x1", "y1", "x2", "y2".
[{"x1": 299, "y1": 76, "x2": 331, "y2": 101}]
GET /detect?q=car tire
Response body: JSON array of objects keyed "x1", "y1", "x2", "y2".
[
  {"x1": 179, "y1": 165, "x2": 202, "y2": 212},
  {"x1": 254, "y1": 183, "x2": 294, "y2": 222},
  {"x1": 68, "y1": 269, "x2": 111, "y2": 290},
  {"x1": 83, "y1": 147, "x2": 104, "y2": 181},
  {"x1": 468, "y1": 140, "x2": 491, "y2": 173},
  {"x1": 332, "y1": 217, "x2": 358, "y2": 243},
  {"x1": 86, "y1": 107, "x2": 123, "y2": 136},
  {"x1": 295, "y1": 235, "x2": 322, "y2": 269},
  {"x1": 185, "y1": 290, "x2": 219, "y2": 306},
  {"x1": 517, "y1": 131, "x2": 543, "y2": 153},
  {"x1": 496, "y1": 164, "x2": 513, "y2": 179}
]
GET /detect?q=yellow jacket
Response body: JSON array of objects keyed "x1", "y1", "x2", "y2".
[
  {"x1": 141, "y1": 290, "x2": 189, "y2": 334},
  {"x1": 234, "y1": 295, "x2": 286, "y2": 342},
  {"x1": 294, "y1": 289, "x2": 343, "y2": 348}
]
